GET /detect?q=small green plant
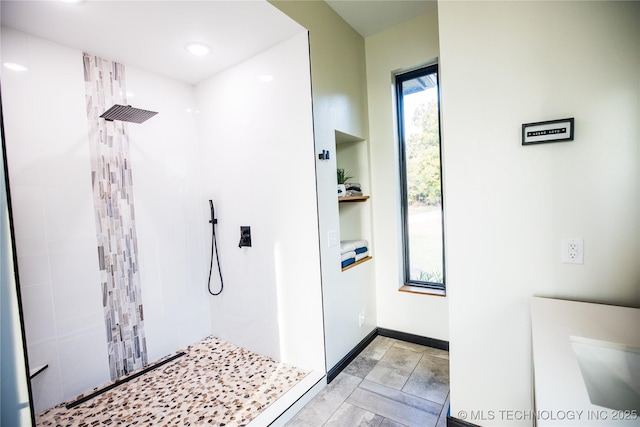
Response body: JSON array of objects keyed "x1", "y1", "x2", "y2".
[
  {"x1": 337, "y1": 168, "x2": 354, "y2": 184},
  {"x1": 418, "y1": 269, "x2": 443, "y2": 283}
]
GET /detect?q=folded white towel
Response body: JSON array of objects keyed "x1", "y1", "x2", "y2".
[
  {"x1": 340, "y1": 241, "x2": 356, "y2": 254},
  {"x1": 341, "y1": 240, "x2": 368, "y2": 253},
  {"x1": 355, "y1": 250, "x2": 369, "y2": 261},
  {"x1": 341, "y1": 251, "x2": 356, "y2": 261}
]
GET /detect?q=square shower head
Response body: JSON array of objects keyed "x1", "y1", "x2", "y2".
[{"x1": 100, "y1": 104, "x2": 158, "y2": 124}]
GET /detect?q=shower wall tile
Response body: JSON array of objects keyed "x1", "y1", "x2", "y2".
[
  {"x1": 9, "y1": 185, "x2": 47, "y2": 241},
  {"x1": 46, "y1": 236, "x2": 97, "y2": 255},
  {"x1": 57, "y1": 323, "x2": 110, "y2": 401},
  {"x1": 195, "y1": 33, "x2": 323, "y2": 370},
  {"x1": 39, "y1": 145, "x2": 93, "y2": 187},
  {"x1": 15, "y1": 237, "x2": 49, "y2": 259},
  {"x1": 83, "y1": 53, "x2": 147, "y2": 379},
  {"x1": 3, "y1": 29, "x2": 213, "y2": 413},
  {"x1": 48, "y1": 248, "x2": 101, "y2": 323},
  {"x1": 27, "y1": 338, "x2": 64, "y2": 415},
  {"x1": 20, "y1": 283, "x2": 56, "y2": 344},
  {"x1": 1, "y1": 30, "x2": 41, "y2": 188},
  {"x1": 2, "y1": 29, "x2": 110, "y2": 412},
  {"x1": 126, "y1": 66, "x2": 210, "y2": 363},
  {"x1": 15, "y1": 254, "x2": 51, "y2": 287},
  {"x1": 55, "y1": 310, "x2": 104, "y2": 340}
]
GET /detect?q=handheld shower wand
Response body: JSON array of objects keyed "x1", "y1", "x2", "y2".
[
  {"x1": 207, "y1": 200, "x2": 224, "y2": 296},
  {"x1": 209, "y1": 200, "x2": 217, "y2": 225}
]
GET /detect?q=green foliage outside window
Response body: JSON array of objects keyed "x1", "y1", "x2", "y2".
[{"x1": 406, "y1": 100, "x2": 441, "y2": 207}]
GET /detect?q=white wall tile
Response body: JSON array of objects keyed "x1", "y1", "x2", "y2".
[
  {"x1": 127, "y1": 66, "x2": 211, "y2": 363},
  {"x1": 48, "y1": 248, "x2": 101, "y2": 325},
  {"x1": 9, "y1": 185, "x2": 46, "y2": 241},
  {"x1": 27, "y1": 339, "x2": 64, "y2": 415},
  {"x1": 14, "y1": 237, "x2": 48, "y2": 259},
  {"x1": 16, "y1": 254, "x2": 51, "y2": 287},
  {"x1": 20, "y1": 283, "x2": 56, "y2": 344},
  {"x1": 42, "y1": 188, "x2": 95, "y2": 242},
  {"x1": 57, "y1": 325, "x2": 110, "y2": 401},
  {"x1": 197, "y1": 33, "x2": 324, "y2": 370}
]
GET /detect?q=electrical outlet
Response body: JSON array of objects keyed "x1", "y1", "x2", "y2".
[
  {"x1": 358, "y1": 312, "x2": 365, "y2": 327},
  {"x1": 562, "y1": 238, "x2": 584, "y2": 264},
  {"x1": 328, "y1": 230, "x2": 338, "y2": 248}
]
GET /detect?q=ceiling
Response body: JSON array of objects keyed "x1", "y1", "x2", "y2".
[
  {"x1": 326, "y1": 0, "x2": 437, "y2": 37},
  {"x1": 1, "y1": 1, "x2": 435, "y2": 85},
  {"x1": 0, "y1": 0, "x2": 304, "y2": 85}
]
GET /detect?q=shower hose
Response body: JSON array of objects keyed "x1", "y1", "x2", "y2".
[{"x1": 208, "y1": 202, "x2": 224, "y2": 296}]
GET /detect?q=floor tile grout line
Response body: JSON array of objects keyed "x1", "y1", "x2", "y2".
[
  {"x1": 288, "y1": 337, "x2": 449, "y2": 427},
  {"x1": 319, "y1": 374, "x2": 363, "y2": 426},
  {"x1": 347, "y1": 368, "x2": 427, "y2": 427},
  {"x1": 398, "y1": 351, "x2": 423, "y2": 392},
  {"x1": 358, "y1": 365, "x2": 445, "y2": 418},
  {"x1": 359, "y1": 379, "x2": 446, "y2": 414},
  {"x1": 434, "y1": 391, "x2": 451, "y2": 426}
]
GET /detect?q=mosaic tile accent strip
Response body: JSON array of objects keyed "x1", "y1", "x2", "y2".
[
  {"x1": 36, "y1": 336, "x2": 309, "y2": 427},
  {"x1": 83, "y1": 53, "x2": 147, "y2": 379}
]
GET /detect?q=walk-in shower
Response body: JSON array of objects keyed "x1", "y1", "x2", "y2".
[{"x1": 1, "y1": 1, "x2": 325, "y2": 424}]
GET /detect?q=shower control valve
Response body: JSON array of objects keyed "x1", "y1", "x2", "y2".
[{"x1": 239, "y1": 226, "x2": 252, "y2": 248}]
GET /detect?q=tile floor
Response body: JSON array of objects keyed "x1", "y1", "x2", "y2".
[
  {"x1": 285, "y1": 336, "x2": 450, "y2": 427},
  {"x1": 36, "y1": 336, "x2": 308, "y2": 426}
]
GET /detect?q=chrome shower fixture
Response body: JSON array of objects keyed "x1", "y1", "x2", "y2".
[{"x1": 100, "y1": 104, "x2": 158, "y2": 124}]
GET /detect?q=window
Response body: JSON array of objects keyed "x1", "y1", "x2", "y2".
[{"x1": 396, "y1": 64, "x2": 445, "y2": 291}]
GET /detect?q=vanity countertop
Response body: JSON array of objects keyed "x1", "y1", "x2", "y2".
[{"x1": 531, "y1": 297, "x2": 639, "y2": 426}]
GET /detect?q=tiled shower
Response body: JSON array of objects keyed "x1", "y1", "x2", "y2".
[{"x1": 1, "y1": 3, "x2": 325, "y2": 423}]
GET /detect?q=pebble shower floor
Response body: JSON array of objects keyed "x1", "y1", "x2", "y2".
[{"x1": 36, "y1": 336, "x2": 309, "y2": 426}]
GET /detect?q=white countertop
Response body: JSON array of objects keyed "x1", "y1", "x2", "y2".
[{"x1": 530, "y1": 297, "x2": 640, "y2": 426}]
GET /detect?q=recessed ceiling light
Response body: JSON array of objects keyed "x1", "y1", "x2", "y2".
[
  {"x1": 3, "y1": 62, "x2": 28, "y2": 71},
  {"x1": 185, "y1": 43, "x2": 211, "y2": 56},
  {"x1": 259, "y1": 75, "x2": 274, "y2": 83}
]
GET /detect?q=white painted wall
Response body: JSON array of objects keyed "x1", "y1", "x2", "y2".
[
  {"x1": 438, "y1": 1, "x2": 640, "y2": 425},
  {"x1": 271, "y1": 1, "x2": 376, "y2": 371},
  {"x1": 365, "y1": 11, "x2": 449, "y2": 341},
  {"x1": 195, "y1": 32, "x2": 324, "y2": 372}
]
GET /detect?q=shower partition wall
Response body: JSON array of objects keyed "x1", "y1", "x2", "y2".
[{"x1": 1, "y1": 90, "x2": 34, "y2": 426}]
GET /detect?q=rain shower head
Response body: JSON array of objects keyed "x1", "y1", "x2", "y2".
[{"x1": 100, "y1": 104, "x2": 158, "y2": 124}]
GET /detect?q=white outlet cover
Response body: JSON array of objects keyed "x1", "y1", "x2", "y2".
[
  {"x1": 328, "y1": 230, "x2": 338, "y2": 248},
  {"x1": 562, "y1": 238, "x2": 584, "y2": 264}
]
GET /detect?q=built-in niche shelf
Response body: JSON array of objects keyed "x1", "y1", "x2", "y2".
[
  {"x1": 338, "y1": 195, "x2": 370, "y2": 203},
  {"x1": 335, "y1": 129, "x2": 372, "y2": 273},
  {"x1": 341, "y1": 256, "x2": 372, "y2": 272}
]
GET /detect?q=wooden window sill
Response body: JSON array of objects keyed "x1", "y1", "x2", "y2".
[{"x1": 399, "y1": 285, "x2": 445, "y2": 297}]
